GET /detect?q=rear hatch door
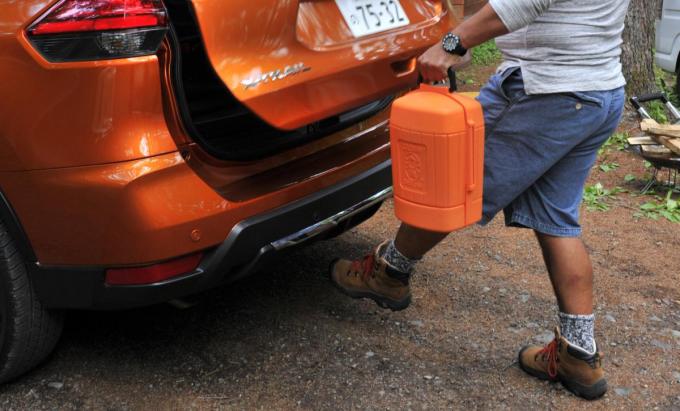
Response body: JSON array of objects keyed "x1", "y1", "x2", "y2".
[{"x1": 186, "y1": 0, "x2": 450, "y2": 129}]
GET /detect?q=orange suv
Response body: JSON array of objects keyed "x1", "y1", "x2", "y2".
[{"x1": 0, "y1": 0, "x2": 456, "y2": 382}]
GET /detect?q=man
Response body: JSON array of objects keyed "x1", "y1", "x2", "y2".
[{"x1": 330, "y1": 0, "x2": 630, "y2": 400}]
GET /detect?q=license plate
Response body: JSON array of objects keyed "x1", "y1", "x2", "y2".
[{"x1": 335, "y1": 0, "x2": 410, "y2": 38}]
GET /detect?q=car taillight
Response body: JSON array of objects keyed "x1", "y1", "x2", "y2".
[{"x1": 26, "y1": 0, "x2": 168, "y2": 63}]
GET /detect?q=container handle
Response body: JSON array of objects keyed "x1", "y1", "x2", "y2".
[
  {"x1": 447, "y1": 67, "x2": 457, "y2": 93},
  {"x1": 417, "y1": 66, "x2": 458, "y2": 93},
  {"x1": 467, "y1": 121, "x2": 476, "y2": 192}
]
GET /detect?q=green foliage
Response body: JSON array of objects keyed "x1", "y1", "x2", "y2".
[
  {"x1": 598, "y1": 132, "x2": 628, "y2": 155},
  {"x1": 642, "y1": 63, "x2": 679, "y2": 124},
  {"x1": 583, "y1": 183, "x2": 625, "y2": 211},
  {"x1": 599, "y1": 162, "x2": 620, "y2": 173},
  {"x1": 635, "y1": 190, "x2": 680, "y2": 223},
  {"x1": 624, "y1": 174, "x2": 636, "y2": 182},
  {"x1": 647, "y1": 100, "x2": 668, "y2": 124},
  {"x1": 472, "y1": 40, "x2": 502, "y2": 66}
]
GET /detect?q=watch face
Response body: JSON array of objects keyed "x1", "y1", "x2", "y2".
[{"x1": 443, "y1": 34, "x2": 459, "y2": 53}]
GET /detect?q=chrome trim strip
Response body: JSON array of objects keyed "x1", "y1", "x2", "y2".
[{"x1": 270, "y1": 187, "x2": 393, "y2": 251}]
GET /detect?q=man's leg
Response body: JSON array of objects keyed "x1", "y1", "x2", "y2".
[
  {"x1": 514, "y1": 86, "x2": 625, "y2": 400},
  {"x1": 368, "y1": 224, "x2": 448, "y2": 278},
  {"x1": 519, "y1": 230, "x2": 607, "y2": 400},
  {"x1": 535, "y1": 233, "x2": 593, "y2": 315},
  {"x1": 536, "y1": 233, "x2": 596, "y2": 354},
  {"x1": 393, "y1": 223, "x2": 449, "y2": 259}
]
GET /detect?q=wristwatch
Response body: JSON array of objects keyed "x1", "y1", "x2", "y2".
[{"x1": 442, "y1": 32, "x2": 468, "y2": 56}]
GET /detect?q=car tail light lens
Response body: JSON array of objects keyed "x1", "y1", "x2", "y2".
[
  {"x1": 26, "y1": 0, "x2": 168, "y2": 62},
  {"x1": 105, "y1": 252, "x2": 203, "y2": 286}
]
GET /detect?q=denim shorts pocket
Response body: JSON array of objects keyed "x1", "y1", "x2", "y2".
[
  {"x1": 498, "y1": 68, "x2": 527, "y2": 103},
  {"x1": 500, "y1": 68, "x2": 528, "y2": 104},
  {"x1": 562, "y1": 91, "x2": 605, "y2": 108}
]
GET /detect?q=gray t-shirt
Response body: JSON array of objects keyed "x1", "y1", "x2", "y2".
[{"x1": 488, "y1": 0, "x2": 630, "y2": 94}]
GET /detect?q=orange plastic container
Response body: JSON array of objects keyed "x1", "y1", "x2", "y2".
[{"x1": 390, "y1": 82, "x2": 485, "y2": 232}]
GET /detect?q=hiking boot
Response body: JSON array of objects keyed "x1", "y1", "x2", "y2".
[
  {"x1": 329, "y1": 242, "x2": 412, "y2": 311},
  {"x1": 518, "y1": 327, "x2": 607, "y2": 400}
]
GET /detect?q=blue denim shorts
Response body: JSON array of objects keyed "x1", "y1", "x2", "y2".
[{"x1": 477, "y1": 67, "x2": 625, "y2": 237}]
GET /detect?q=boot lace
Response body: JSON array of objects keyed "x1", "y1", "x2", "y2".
[
  {"x1": 349, "y1": 254, "x2": 375, "y2": 282},
  {"x1": 536, "y1": 338, "x2": 559, "y2": 379}
]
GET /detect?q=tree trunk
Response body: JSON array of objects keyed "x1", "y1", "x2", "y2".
[{"x1": 621, "y1": 0, "x2": 663, "y2": 97}]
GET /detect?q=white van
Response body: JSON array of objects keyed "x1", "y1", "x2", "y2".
[{"x1": 656, "y1": 0, "x2": 680, "y2": 94}]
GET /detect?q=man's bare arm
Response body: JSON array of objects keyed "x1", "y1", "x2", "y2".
[
  {"x1": 418, "y1": 0, "x2": 555, "y2": 82},
  {"x1": 455, "y1": 4, "x2": 509, "y2": 50}
]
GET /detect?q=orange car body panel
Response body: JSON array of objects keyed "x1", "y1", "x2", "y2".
[
  {"x1": 0, "y1": 0, "x2": 454, "y2": 267},
  {"x1": 1, "y1": 1, "x2": 179, "y2": 171},
  {"x1": 0, "y1": 120, "x2": 391, "y2": 265}
]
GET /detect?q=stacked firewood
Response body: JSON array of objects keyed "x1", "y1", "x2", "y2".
[{"x1": 628, "y1": 119, "x2": 680, "y2": 158}]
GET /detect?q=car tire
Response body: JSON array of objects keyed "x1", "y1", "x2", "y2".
[{"x1": 0, "y1": 220, "x2": 63, "y2": 384}]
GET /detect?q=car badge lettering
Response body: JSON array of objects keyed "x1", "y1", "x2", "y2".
[{"x1": 241, "y1": 62, "x2": 311, "y2": 89}]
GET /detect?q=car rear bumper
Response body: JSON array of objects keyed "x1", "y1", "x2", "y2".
[{"x1": 28, "y1": 160, "x2": 392, "y2": 310}]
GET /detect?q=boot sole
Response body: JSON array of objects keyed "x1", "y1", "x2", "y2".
[
  {"x1": 328, "y1": 259, "x2": 411, "y2": 312},
  {"x1": 560, "y1": 376, "x2": 608, "y2": 401},
  {"x1": 517, "y1": 346, "x2": 608, "y2": 400}
]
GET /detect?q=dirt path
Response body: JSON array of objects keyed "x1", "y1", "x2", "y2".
[{"x1": 1, "y1": 135, "x2": 679, "y2": 409}]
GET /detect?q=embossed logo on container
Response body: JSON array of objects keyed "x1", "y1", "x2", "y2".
[{"x1": 400, "y1": 142, "x2": 426, "y2": 193}]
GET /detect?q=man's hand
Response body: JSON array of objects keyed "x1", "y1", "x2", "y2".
[
  {"x1": 417, "y1": 43, "x2": 472, "y2": 83},
  {"x1": 416, "y1": 3, "x2": 508, "y2": 83}
]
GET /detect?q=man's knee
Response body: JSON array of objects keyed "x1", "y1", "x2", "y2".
[{"x1": 535, "y1": 231, "x2": 593, "y2": 279}]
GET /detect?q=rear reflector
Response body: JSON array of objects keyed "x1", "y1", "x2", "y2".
[
  {"x1": 106, "y1": 253, "x2": 203, "y2": 286},
  {"x1": 26, "y1": 0, "x2": 168, "y2": 62}
]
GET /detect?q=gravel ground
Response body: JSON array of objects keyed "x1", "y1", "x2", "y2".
[{"x1": 1, "y1": 121, "x2": 679, "y2": 410}]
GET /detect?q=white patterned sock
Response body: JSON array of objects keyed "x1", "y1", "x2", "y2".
[
  {"x1": 559, "y1": 312, "x2": 596, "y2": 354},
  {"x1": 380, "y1": 240, "x2": 419, "y2": 274}
]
